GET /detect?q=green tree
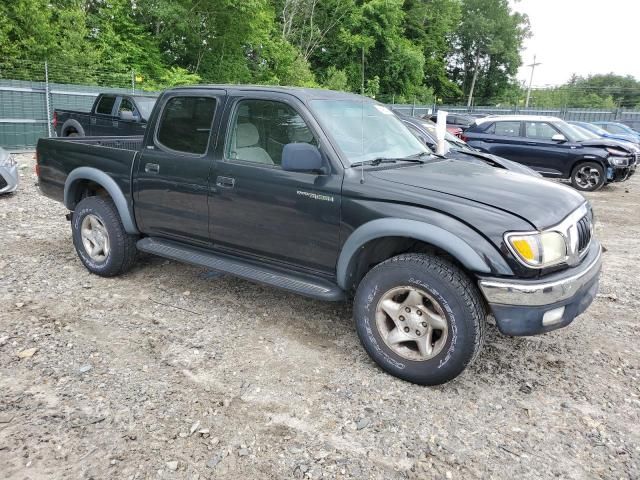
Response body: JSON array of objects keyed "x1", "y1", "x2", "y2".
[
  {"x1": 403, "y1": 0, "x2": 461, "y2": 100},
  {"x1": 449, "y1": 0, "x2": 530, "y2": 105}
]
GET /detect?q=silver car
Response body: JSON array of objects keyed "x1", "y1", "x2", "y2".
[{"x1": 0, "y1": 147, "x2": 19, "y2": 194}]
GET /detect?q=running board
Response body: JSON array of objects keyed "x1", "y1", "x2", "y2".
[{"x1": 137, "y1": 237, "x2": 345, "y2": 302}]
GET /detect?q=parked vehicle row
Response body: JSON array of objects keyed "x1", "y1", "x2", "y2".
[
  {"x1": 462, "y1": 116, "x2": 636, "y2": 191},
  {"x1": 54, "y1": 93, "x2": 157, "y2": 138},
  {"x1": 37, "y1": 85, "x2": 603, "y2": 385}
]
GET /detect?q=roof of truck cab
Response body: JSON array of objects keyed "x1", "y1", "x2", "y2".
[
  {"x1": 475, "y1": 115, "x2": 563, "y2": 124},
  {"x1": 168, "y1": 84, "x2": 369, "y2": 102}
]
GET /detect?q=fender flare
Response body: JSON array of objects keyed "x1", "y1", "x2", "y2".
[
  {"x1": 64, "y1": 167, "x2": 139, "y2": 234},
  {"x1": 61, "y1": 119, "x2": 85, "y2": 137},
  {"x1": 336, "y1": 218, "x2": 500, "y2": 290}
]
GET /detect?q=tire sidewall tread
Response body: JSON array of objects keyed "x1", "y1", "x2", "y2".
[
  {"x1": 354, "y1": 253, "x2": 486, "y2": 385},
  {"x1": 71, "y1": 196, "x2": 137, "y2": 277},
  {"x1": 571, "y1": 161, "x2": 605, "y2": 192}
]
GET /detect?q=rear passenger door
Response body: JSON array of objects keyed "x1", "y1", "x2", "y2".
[
  {"x1": 478, "y1": 120, "x2": 525, "y2": 160},
  {"x1": 134, "y1": 90, "x2": 225, "y2": 245}
]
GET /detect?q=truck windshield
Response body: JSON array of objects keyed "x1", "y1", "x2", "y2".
[
  {"x1": 310, "y1": 100, "x2": 429, "y2": 165},
  {"x1": 134, "y1": 97, "x2": 157, "y2": 120}
]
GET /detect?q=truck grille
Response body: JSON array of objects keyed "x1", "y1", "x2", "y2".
[{"x1": 576, "y1": 215, "x2": 592, "y2": 252}]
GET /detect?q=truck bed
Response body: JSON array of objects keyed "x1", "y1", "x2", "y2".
[{"x1": 37, "y1": 136, "x2": 143, "y2": 207}]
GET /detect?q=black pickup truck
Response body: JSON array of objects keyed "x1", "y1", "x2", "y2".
[
  {"x1": 36, "y1": 86, "x2": 603, "y2": 385},
  {"x1": 54, "y1": 93, "x2": 157, "y2": 138}
]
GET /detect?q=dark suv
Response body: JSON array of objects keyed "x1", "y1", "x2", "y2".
[{"x1": 464, "y1": 115, "x2": 637, "y2": 191}]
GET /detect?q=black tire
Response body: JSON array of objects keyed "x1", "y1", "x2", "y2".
[
  {"x1": 71, "y1": 196, "x2": 138, "y2": 277},
  {"x1": 353, "y1": 253, "x2": 486, "y2": 385},
  {"x1": 61, "y1": 119, "x2": 85, "y2": 137},
  {"x1": 570, "y1": 161, "x2": 605, "y2": 192}
]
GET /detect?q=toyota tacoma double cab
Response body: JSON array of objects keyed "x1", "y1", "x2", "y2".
[
  {"x1": 54, "y1": 93, "x2": 157, "y2": 138},
  {"x1": 36, "y1": 86, "x2": 603, "y2": 385}
]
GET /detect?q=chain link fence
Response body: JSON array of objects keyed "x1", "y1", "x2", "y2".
[
  {"x1": 2, "y1": 58, "x2": 640, "y2": 150},
  {"x1": 0, "y1": 59, "x2": 157, "y2": 150}
]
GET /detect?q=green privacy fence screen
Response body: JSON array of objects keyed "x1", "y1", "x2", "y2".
[{"x1": 0, "y1": 59, "x2": 157, "y2": 150}]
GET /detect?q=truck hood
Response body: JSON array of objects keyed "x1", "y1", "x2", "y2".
[
  {"x1": 449, "y1": 149, "x2": 542, "y2": 177},
  {"x1": 369, "y1": 159, "x2": 585, "y2": 229}
]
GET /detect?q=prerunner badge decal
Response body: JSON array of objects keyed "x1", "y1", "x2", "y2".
[{"x1": 296, "y1": 190, "x2": 334, "y2": 202}]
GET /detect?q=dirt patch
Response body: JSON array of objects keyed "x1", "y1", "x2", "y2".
[{"x1": 1, "y1": 153, "x2": 638, "y2": 479}]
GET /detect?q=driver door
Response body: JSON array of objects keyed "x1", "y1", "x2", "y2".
[{"x1": 208, "y1": 95, "x2": 342, "y2": 274}]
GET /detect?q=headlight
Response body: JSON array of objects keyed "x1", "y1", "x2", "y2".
[
  {"x1": 0, "y1": 154, "x2": 16, "y2": 167},
  {"x1": 506, "y1": 231, "x2": 567, "y2": 267},
  {"x1": 608, "y1": 156, "x2": 629, "y2": 167}
]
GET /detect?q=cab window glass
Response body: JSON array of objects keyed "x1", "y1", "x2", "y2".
[
  {"x1": 226, "y1": 99, "x2": 316, "y2": 166},
  {"x1": 157, "y1": 96, "x2": 216, "y2": 155},
  {"x1": 119, "y1": 98, "x2": 135, "y2": 114},
  {"x1": 493, "y1": 121, "x2": 521, "y2": 137},
  {"x1": 96, "y1": 96, "x2": 116, "y2": 115},
  {"x1": 525, "y1": 122, "x2": 559, "y2": 140}
]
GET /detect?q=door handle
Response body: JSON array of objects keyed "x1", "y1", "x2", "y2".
[
  {"x1": 216, "y1": 176, "x2": 235, "y2": 188},
  {"x1": 145, "y1": 163, "x2": 160, "y2": 174}
]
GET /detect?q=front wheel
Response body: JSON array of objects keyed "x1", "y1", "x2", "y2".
[
  {"x1": 353, "y1": 253, "x2": 486, "y2": 385},
  {"x1": 71, "y1": 196, "x2": 138, "y2": 277},
  {"x1": 571, "y1": 162, "x2": 605, "y2": 191}
]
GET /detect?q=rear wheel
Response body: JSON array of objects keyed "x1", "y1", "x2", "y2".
[
  {"x1": 353, "y1": 253, "x2": 486, "y2": 385},
  {"x1": 71, "y1": 196, "x2": 138, "y2": 276},
  {"x1": 571, "y1": 161, "x2": 605, "y2": 191}
]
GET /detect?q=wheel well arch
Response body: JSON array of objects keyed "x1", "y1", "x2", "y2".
[
  {"x1": 342, "y1": 236, "x2": 474, "y2": 294},
  {"x1": 61, "y1": 119, "x2": 85, "y2": 137},
  {"x1": 336, "y1": 218, "x2": 509, "y2": 293},
  {"x1": 64, "y1": 167, "x2": 139, "y2": 234},
  {"x1": 572, "y1": 158, "x2": 606, "y2": 171}
]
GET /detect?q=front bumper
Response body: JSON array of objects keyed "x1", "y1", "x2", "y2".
[
  {"x1": 0, "y1": 164, "x2": 19, "y2": 194},
  {"x1": 607, "y1": 162, "x2": 636, "y2": 183},
  {"x1": 478, "y1": 241, "x2": 602, "y2": 336}
]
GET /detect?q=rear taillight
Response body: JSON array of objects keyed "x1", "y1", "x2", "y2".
[
  {"x1": 35, "y1": 150, "x2": 40, "y2": 177},
  {"x1": 461, "y1": 135, "x2": 469, "y2": 142},
  {"x1": 52, "y1": 111, "x2": 57, "y2": 129}
]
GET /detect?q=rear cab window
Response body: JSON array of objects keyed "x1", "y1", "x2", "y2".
[
  {"x1": 95, "y1": 96, "x2": 117, "y2": 115},
  {"x1": 156, "y1": 96, "x2": 217, "y2": 155}
]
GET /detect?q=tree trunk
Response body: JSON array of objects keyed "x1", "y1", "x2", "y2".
[{"x1": 467, "y1": 48, "x2": 481, "y2": 108}]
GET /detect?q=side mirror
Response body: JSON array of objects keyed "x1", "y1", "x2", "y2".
[
  {"x1": 551, "y1": 133, "x2": 567, "y2": 142},
  {"x1": 282, "y1": 143, "x2": 326, "y2": 174},
  {"x1": 119, "y1": 110, "x2": 135, "y2": 121}
]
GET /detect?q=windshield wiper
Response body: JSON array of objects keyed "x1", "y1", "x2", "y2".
[{"x1": 350, "y1": 154, "x2": 430, "y2": 168}]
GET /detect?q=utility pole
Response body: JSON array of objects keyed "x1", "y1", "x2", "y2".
[
  {"x1": 361, "y1": 46, "x2": 365, "y2": 95},
  {"x1": 525, "y1": 54, "x2": 542, "y2": 108}
]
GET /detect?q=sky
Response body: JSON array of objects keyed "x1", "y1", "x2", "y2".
[{"x1": 510, "y1": 0, "x2": 640, "y2": 87}]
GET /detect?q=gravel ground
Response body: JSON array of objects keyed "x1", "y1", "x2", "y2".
[{"x1": 1, "y1": 153, "x2": 638, "y2": 480}]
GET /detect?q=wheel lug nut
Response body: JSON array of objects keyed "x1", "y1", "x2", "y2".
[
  {"x1": 422, "y1": 322, "x2": 428, "y2": 327},
  {"x1": 405, "y1": 307, "x2": 411, "y2": 313},
  {"x1": 415, "y1": 330, "x2": 421, "y2": 336},
  {"x1": 399, "y1": 315, "x2": 405, "y2": 321},
  {"x1": 404, "y1": 327, "x2": 410, "y2": 333},
  {"x1": 417, "y1": 310, "x2": 422, "y2": 316}
]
